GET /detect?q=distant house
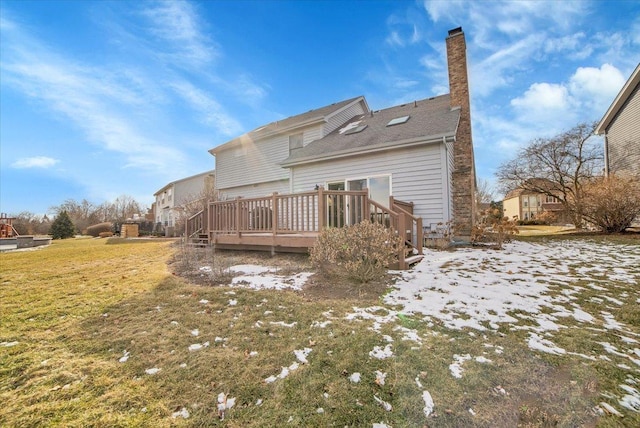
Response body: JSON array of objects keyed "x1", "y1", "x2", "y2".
[
  {"x1": 503, "y1": 187, "x2": 567, "y2": 223},
  {"x1": 154, "y1": 170, "x2": 215, "y2": 235},
  {"x1": 189, "y1": 27, "x2": 476, "y2": 267},
  {"x1": 596, "y1": 63, "x2": 640, "y2": 177}
]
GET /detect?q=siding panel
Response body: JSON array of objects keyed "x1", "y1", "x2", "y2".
[
  {"x1": 291, "y1": 143, "x2": 449, "y2": 224},
  {"x1": 608, "y1": 83, "x2": 640, "y2": 176}
]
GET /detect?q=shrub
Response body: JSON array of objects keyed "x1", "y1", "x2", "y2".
[
  {"x1": 472, "y1": 217, "x2": 519, "y2": 249},
  {"x1": 86, "y1": 222, "x2": 114, "y2": 237},
  {"x1": 99, "y1": 231, "x2": 114, "y2": 238},
  {"x1": 582, "y1": 175, "x2": 640, "y2": 233},
  {"x1": 310, "y1": 221, "x2": 403, "y2": 283}
]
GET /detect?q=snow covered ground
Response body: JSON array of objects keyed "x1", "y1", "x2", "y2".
[{"x1": 193, "y1": 238, "x2": 640, "y2": 421}]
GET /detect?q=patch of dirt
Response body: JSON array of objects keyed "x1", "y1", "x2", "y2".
[{"x1": 300, "y1": 273, "x2": 395, "y2": 303}]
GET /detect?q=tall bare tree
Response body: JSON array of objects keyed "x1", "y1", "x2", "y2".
[{"x1": 496, "y1": 122, "x2": 603, "y2": 228}]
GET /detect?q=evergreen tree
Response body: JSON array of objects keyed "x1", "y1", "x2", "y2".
[{"x1": 49, "y1": 211, "x2": 76, "y2": 239}]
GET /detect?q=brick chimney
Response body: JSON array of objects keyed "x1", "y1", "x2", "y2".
[{"x1": 446, "y1": 27, "x2": 476, "y2": 239}]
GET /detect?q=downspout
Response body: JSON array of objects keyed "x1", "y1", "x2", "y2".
[
  {"x1": 603, "y1": 132, "x2": 610, "y2": 177},
  {"x1": 443, "y1": 136, "x2": 452, "y2": 222}
]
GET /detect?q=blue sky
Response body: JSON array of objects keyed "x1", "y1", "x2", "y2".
[{"x1": 1, "y1": 0, "x2": 639, "y2": 216}]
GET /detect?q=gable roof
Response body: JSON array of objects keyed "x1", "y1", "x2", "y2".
[
  {"x1": 595, "y1": 63, "x2": 640, "y2": 135},
  {"x1": 209, "y1": 96, "x2": 366, "y2": 155},
  {"x1": 154, "y1": 170, "x2": 215, "y2": 196},
  {"x1": 280, "y1": 94, "x2": 460, "y2": 167}
]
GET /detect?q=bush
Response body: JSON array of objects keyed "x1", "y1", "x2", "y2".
[
  {"x1": 582, "y1": 175, "x2": 640, "y2": 233},
  {"x1": 49, "y1": 211, "x2": 75, "y2": 239},
  {"x1": 99, "y1": 231, "x2": 114, "y2": 238},
  {"x1": 310, "y1": 221, "x2": 403, "y2": 284},
  {"x1": 472, "y1": 217, "x2": 519, "y2": 249},
  {"x1": 86, "y1": 222, "x2": 114, "y2": 237}
]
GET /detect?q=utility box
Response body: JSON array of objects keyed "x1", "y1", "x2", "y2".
[{"x1": 121, "y1": 223, "x2": 139, "y2": 238}]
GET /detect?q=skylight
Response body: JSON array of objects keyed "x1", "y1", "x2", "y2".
[
  {"x1": 344, "y1": 125, "x2": 368, "y2": 135},
  {"x1": 386, "y1": 116, "x2": 410, "y2": 126}
]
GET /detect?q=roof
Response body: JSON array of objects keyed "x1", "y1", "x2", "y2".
[
  {"x1": 503, "y1": 178, "x2": 560, "y2": 200},
  {"x1": 595, "y1": 63, "x2": 640, "y2": 134},
  {"x1": 281, "y1": 94, "x2": 460, "y2": 167},
  {"x1": 209, "y1": 96, "x2": 366, "y2": 155},
  {"x1": 153, "y1": 170, "x2": 215, "y2": 196}
]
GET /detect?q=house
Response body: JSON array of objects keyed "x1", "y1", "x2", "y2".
[
  {"x1": 190, "y1": 27, "x2": 476, "y2": 267},
  {"x1": 502, "y1": 188, "x2": 566, "y2": 223},
  {"x1": 154, "y1": 170, "x2": 215, "y2": 235},
  {"x1": 595, "y1": 63, "x2": 640, "y2": 177}
]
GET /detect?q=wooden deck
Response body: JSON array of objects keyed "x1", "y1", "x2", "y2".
[{"x1": 186, "y1": 188, "x2": 423, "y2": 269}]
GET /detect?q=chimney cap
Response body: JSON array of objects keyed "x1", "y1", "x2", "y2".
[{"x1": 448, "y1": 27, "x2": 463, "y2": 37}]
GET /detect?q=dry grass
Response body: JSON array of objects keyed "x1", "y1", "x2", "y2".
[{"x1": 1, "y1": 236, "x2": 638, "y2": 426}]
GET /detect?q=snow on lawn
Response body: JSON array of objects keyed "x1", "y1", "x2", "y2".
[
  {"x1": 387, "y1": 240, "x2": 639, "y2": 337},
  {"x1": 197, "y1": 238, "x2": 639, "y2": 417},
  {"x1": 226, "y1": 264, "x2": 313, "y2": 290}
]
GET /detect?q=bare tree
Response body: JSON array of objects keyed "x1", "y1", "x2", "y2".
[
  {"x1": 174, "y1": 181, "x2": 218, "y2": 235},
  {"x1": 476, "y1": 178, "x2": 497, "y2": 204},
  {"x1": 497, "y1": 122, "x2": 603, "y2": 228},
  {"x1": 50, "y1": 199, "x2": 101, "y2": 233}
]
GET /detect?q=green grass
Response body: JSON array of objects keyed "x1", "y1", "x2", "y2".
[{"x1": 1, "y1": 237, "x2": 639, "y2": 426}]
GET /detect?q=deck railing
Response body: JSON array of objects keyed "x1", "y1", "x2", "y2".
[
  {"x1": 194, "y1": 187, "x2": 423, "y2": 267},
  {"x1": 186, "y1": 209, "x2": 204, "y2": 238}
]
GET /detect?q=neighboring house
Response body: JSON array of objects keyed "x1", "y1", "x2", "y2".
[
  {"x1": 503, "y1": 188, "x2": 566, "y2": 223},
  {"x1": 191, "y1": 28, "x2": 476, "y2": 266},
  {"x1": 596, "y1": 63, "x2": 640, "y2": 177},
  {"x1": 154, "y1": 170, "x2": 215, "y2": 234}
]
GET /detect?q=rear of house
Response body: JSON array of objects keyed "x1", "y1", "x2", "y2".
[{"x1": 206, "y1": 27, "x2": 476, "y2": 244}]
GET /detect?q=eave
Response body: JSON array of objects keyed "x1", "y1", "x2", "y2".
[{"x1": 595, "y1": 63, "x2": 640, "y2": 135}]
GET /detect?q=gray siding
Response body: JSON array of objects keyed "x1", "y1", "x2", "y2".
[
  {"x1": 291, "y1": 143, "x2": 450, "y2": 225},
  {"x1": 608, "y1": 83, "x2": 640, "y2": 176},
  {"x1": 216, "y1": 124, "x2": 327, "y2": 191},
  {"x1": 323, "y1": 101, "x2": 367, "y2": 137},
  {"x1": 215, "y1": 135, "x2": 290, "y2": 190},
  {"x1": 218, "y1": 179, "x2": 290, "y2": 200}
]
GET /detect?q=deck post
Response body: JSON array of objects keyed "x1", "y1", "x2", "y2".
[
  {"x1": 397, "y1": 213, "x2": 407, "y2": 270},
  {"x1": 416, "y1": 217, "x2": 423, "y2": 255},
  {"x1": 272, "y1": 192, "x2": 278, "y2": 236},
  {"x1": 235, "y1": 197, "x2": 242, "y2": 237},
  {"x1": 317, "y1": 186, "x2": 325, "y2": 230},
  {"x1": 363, "y1": 189, "x2": 370, "y2": 222}
]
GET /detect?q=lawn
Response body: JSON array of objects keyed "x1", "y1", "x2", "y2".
[{"x1": 1, "y1": 236, "x2": 638, "y2": 427}]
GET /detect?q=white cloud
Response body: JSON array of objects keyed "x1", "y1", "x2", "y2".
[
  {"x1": 141, "y1": 1, "x2": 217, "y2": 67},
  {"x1": 170, "y1": 79, "x2": 242, "y2": 136},
  {"x1": 471, "y1": 33, "x2": 546, "y2": 96},
  {"x1": 1, "y1": 18, "x2": 186, "y2": 171},
  {"x1": 568, "y1": 64, "x2": 626, "y2": 113},
  {"x1": 511, "y1": 82, "x2": 570, "y2": 112},
  {"x1": 12, "y1": 156, "x2": 59, "y2": 169},
  {"x1": 385, "y1": 31, "x2": 404, "y2": 47}
]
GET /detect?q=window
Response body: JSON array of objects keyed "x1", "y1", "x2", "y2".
[
  {"x1": 289, "y1": 133, "x2": 303, "y2": 151},
  {"x1": 344, "y1": 125, "x2": 367, "y2": 135},
  {"x1": 546, "y1": 195, "x2": 558, "y2": 203},
  {"x1": 523, "y1": 200, "x2": 528, "y2": 207},
  {"x1": 386, "y1": 116, "x2": 410, "y2": 126}
]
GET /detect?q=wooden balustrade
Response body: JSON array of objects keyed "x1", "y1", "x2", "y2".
[{"x1": 195, "y1": 188, "x2": 423, "y2": 268}]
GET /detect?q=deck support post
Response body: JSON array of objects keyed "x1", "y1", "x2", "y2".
[
  {"x1": 398, "y1": 213, "x2": 407, "y2": 270},
  {"x1": 272, "y1": 192, "x2": 278, "y2": 236},
  {"x1": 317, "y1": 186, "x2": 325, "y2": 231},
  {"x1": 416, "y1": 217, "x2": 424, "y2": 255},
  {"x1": 235, "y1": 197, "x2": 242, "y2": 238}
]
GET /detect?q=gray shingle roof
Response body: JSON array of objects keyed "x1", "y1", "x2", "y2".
[
  {"x1": 281, "y1": 94, "x2": 459, "y2": 166},
  {"x1": 210, "y1": 96, "x2": 365, "y2": 154}
]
